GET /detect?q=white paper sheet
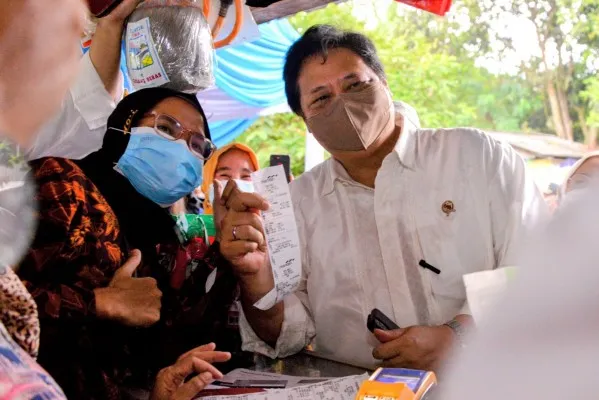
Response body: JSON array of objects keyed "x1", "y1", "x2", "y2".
[
  {"x1": 251, "y1": 165, "x2": 302, "y2": 311},
  {"x1": 463, "y1": 266, "x2": 518, "y2": 323},
  {"x1": 201, "y1": 373, "x2": 368, "y2": 400}
]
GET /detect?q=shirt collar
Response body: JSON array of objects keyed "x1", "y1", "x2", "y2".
[
  {"x1": 394, "y1": 113, "x2": 418, "y2": 170},
  {"x1": 321, "y1": 113, "x2": 418, "y2": 196}
]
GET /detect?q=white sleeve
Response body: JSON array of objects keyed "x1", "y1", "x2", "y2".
[
  {"x1": 238, "y1": 193, "x2": 316, "y2": 358},
  {"x1": 457, "y1": 131, "x2": 548, "y2": 317},
  {"x1": 25, "y1": 53, "x2": 121, "y2": 161},
  {"x1": 238, "y1": 291, "x2": 315, "y2": 358},
  {"x1": 486, "y1": 134, "x2": 549, "y2": 267}
]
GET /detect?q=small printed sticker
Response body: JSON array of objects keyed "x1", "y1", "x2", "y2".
[{"x1": 126, "y1": 17, "x2": 170, "y2": 89}]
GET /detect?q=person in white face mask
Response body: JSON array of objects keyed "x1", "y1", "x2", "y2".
[
  {"x1": 200, "y1": 143, "x2": 260, "y2": 217},
  {"x1": 216, "y1": 24, "x2": 548, "y2": 371}
]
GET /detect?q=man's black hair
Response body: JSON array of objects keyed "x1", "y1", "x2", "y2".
[{"x1": 283, "y1": 24, "x2": 387, "y2": 116}]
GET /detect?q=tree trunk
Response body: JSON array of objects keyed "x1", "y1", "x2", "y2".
[
  {"x1": 575, "y1": 106, "x2": 596, "y2": 148},
  {"x1": 546, "y1": 82, "x2": 567, "y2": 139},
  {"x1": 556, "y1": 85, "x2": 574, "y2": 141},
  {"x1": 576, "y1": 106, "x2": 590, "y2": 138}
]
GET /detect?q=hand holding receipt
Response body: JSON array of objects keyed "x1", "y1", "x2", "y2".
[
  {"x1": 251, "y1": 165, "x2": 302, "y2": 310},
  {"x1": 218, "y1": 165, "x2": 302, "y2": 310}
]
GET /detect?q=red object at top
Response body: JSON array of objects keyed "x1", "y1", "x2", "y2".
[{"x1": 394, "y1": 0, "x2": 452, "y2": 16}]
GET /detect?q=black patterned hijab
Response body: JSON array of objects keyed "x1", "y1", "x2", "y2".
[{"x1": 74, "y1": 88, "x2": 212, "y2": 257}]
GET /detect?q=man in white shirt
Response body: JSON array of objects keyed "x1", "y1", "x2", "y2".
[
  {"x1": 25, "y1": 0, "x2": 141, "y2": 161},
  {"x1": 217, "y1": 25, "x2": 548, "y2": 370}
]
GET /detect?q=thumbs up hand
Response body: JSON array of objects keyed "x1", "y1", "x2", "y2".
[{"x1": 95, "y1": 250, "x2": 162, "y2": 327}]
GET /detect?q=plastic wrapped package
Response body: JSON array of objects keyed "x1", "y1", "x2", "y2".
[{"x1": 126, "y1": 0, "x2": 215, "y2": 93}]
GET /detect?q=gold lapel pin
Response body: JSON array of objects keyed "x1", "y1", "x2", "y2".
[{"x1": 441, "y1": 200, "x2": 455, "y2": 216}]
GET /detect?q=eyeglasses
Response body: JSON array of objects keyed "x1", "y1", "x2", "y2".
[{"x1": 147, "y1": 112, "x2": 215, "y2": 160}]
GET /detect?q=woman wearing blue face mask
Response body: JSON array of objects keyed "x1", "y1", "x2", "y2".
[{"x1": 17, "y1": 88, "x2": 249, "y2": 399}]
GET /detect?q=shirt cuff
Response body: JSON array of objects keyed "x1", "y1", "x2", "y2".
[
  {"x1": 239, "y1": 294, "x2": 311, "y2": 359},
  {"x1": 69, "y1": 52, "x2": 120, "y2": 131}
]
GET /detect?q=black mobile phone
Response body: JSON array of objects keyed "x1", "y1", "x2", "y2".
[
  {"x1": 269, "y1": 154, "x2": 291, "y2": 183},
  {"x1": 367, "y1": 308, "x2": 400, "y2": 332}
]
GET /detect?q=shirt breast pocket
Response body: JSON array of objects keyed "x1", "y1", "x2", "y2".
[{"x1": 415, "y1": 183, "x2": 488, "y2": 300}]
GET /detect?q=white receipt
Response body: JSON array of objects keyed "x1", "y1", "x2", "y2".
[
  {"x1": 251, "y1": 165, "x2": 302, "y2": 311},
  {"x1": 199, "y1": 374, "x2": 368, "y2": 400}
]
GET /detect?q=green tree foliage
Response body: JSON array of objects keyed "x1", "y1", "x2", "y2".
[
  {"x1": 446, "y1": 0, "x2": 599, "y2": 145},
  {"x1": 236, "y1": 0, "x2": 565, "y2": 174},
  {"x1": 236, "y1": 112, "x2": 307, "y2": 177}
]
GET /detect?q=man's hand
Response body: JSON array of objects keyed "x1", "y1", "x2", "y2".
[
  {"x1": 90, "y1": 0, "x2": 141, "y2": 100},
  {"x1": 95, "y1": 249, "x2": 162, "y2": 327},
  {"x1": 372, "y1": 325, "x2": 455, "y2": 371},
  {"x1": 217, "y1": 180, "x2": 270, "y2": 277},
  {"x1": 151, "y1": 343, "x2": 231, "y2": 400},
  {"x1": 0, "y1": 0, "x2": 86, "y2": 143}
]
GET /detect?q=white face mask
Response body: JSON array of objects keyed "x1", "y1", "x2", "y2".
[{"x1": 208, "y1": 179, "x2": 255, "y2": 207}]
